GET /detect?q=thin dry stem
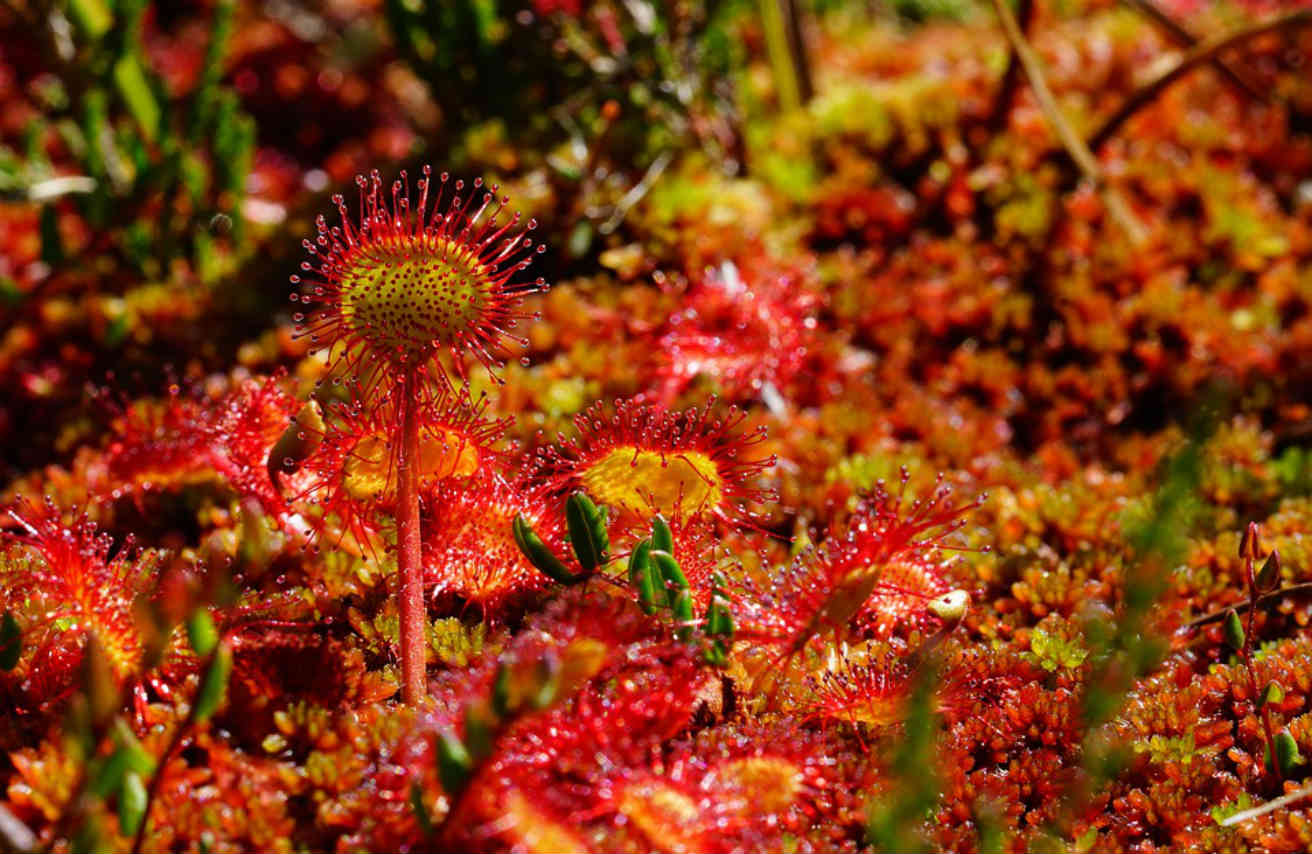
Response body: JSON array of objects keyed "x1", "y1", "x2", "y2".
[
  {"x1": 1120, "y1": 0, "x2": 1265, "y2": 102},
  {"x1": 989, "y1": 0, "x2": 1148, "y2": 246},
  {"x1": 1089, "y1": 9, "x2": 1312, "y2": 151}
]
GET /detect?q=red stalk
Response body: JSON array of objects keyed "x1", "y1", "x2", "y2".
[{"x1": 396, "y1": 371, "x2": 427, "y2": 704}]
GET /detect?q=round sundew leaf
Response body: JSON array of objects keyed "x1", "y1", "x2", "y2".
[{"x1": 293, "y1": 168, "x2": 547, "y2": 392}]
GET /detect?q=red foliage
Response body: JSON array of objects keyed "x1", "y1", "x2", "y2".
[
  {"x1": 0, "y1": 500, "x2": 150, "y2": 708},
  {"x1": 654, "y1": 257, "x2": 827, "y2": 406},
  {"x1": 423, "y1": 471, "x2": 557, "y2": 614},
  {"x1": 738, "y1": 478, "x2": 977, "y2": 655},
  {"x1": 529, "y1": 396, "x2": 775, "y2": 534},
  {"x1": 291, "y1": 385, "x2": 510, "y2": 551}
]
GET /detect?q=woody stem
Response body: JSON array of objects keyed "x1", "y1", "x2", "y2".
[{"x1": 396, "y1": 370, "x2": 427, "y2": 705}]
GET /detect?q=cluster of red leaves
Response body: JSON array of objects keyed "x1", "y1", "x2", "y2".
[
  {"x1": 652, "y1": 255, "x2": 828, "y2": 407},
  {"x1": 0, "y1": 501, "x2": 148, "y2": 710},
  {"x1": 3, "y1": 2, "x2": 1312, "y2": 853}
]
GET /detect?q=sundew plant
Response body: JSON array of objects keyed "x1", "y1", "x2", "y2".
[{"x1": 3, "y1": 1, "x2": 1312, "y2": 852}]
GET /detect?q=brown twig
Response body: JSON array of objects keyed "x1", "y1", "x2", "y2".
[
  {"x1": 1183, "y1": 581, "x2": 1312, "y2": 630},
  {"x1": 987, "y1": 0, "x2": 1035, "y2": 131},
  {"x1": 1089, "y1": 9, "x2": 1312, "y2": 152},
  {"x1": 988, "y1": 0, "x2": 1148, "y2": 246},
  {"x1": 1120, "y1": 0, "x2": 1266, "y2": 102},
  {"x1": 780, "y1": 0, "x2": 813, "y2": 105}
]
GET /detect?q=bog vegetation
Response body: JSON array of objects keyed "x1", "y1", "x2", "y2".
[{"x1": 2, "y1": 0, "x2": 1312, "y2": 851}]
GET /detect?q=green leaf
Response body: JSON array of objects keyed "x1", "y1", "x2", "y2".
[
  {"x1": 531, "y1": 650, "x2": 562, "y2": 710},
  {"x1": 40, "y1": 205, "x2": 63, "y2": 266},
  {"x1": 193, "y1": 643, "x2": 232, "y2": 722},
  {"x1": 702, "y1": 639, "x2": 729, "y2": 667},
  {"x1": 1223, "y1": 609, "x2": 1246, "y2": 653},
  {"x1": 68, "y1": 0, "x2": 113, "y2": 39},
  {"x1": 651, "y1": 515, "x2": 674, "y2": 554},
  {"x1": 671, "y1": 587, "x2": 694, "y2": 642},
  {"x1": 0, "y1": 276, "x2": 23, "y2": 308},
  {"x1": 112, "y1": 54, "x2": 161, "y2": 143},
  {"x1": 1261, "y1": 681, "x2": 1284, "y2": 708},
  {"x1": 112, "y1": 718, "x2": 154, "y2": 776},
  {"x1": 0, "y1": 611, "x2": 21, "y2": 670},
  {"x1": 436, "y1": 730, "x2": 473, "y2": 794},
  {"x1": 513, "y1": 515, "x2": 586, "y2": 585},
  {"x1": 705, "y1": 573, "x2": 735, "y2": 639},
  {"x1": 117, "y1": 771, "x2": 148, "y2": 836},
  {"x1": 565, "y1": 492, "x2": 608, "y2": 571},
  {"x1": 463, "y1": 705, "x2": 496, "y2": 763},
  {"x1": 186, "y1": 610, "x2": 219, "y2": 657},
  {"x1": 627, "y1": 540, "x2": 659, "y2": 614},
  {"x1": 1256, "y1": 550, "x2": 1281, "y2": 591},
  {"x1": 410, "y1": 780, "x2": 433, "y2": 835},
  {"x1": 88, "y1": 747, "x2": 132, "y2": 799},
  {"x1": 650, "y1": 550, "x2": 689, "y2": 609},
  {"x1": 1275, "y1": 730, "x2": 1302, "y2": 776},
  {"x1": 490, "y1": 660, "x2": 512, "y2": 717}
]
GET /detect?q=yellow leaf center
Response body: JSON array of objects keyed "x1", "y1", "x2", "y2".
[
  {"x1": 579, "y1": 446, "x2": 724, "y2": 520},
  {"x1": 338, "y1": 238, "x2": 490, "y2": 363}
]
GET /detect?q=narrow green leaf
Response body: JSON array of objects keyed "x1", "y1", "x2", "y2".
[
  {"x1": 705, "y1": 574, "x2": 735, "y2": 640},
  {"x1": 436, "y1": 730, "x2": 473, "y2": 794},
  {"x1": 490, "y1": 660, "x2": 512, "y2": 717},
  {"x1": 1256, "y1": 550, "x2": 1281, "y2": 591},
  {"x1": 186, "y1": 610, "x2": 219, "y2": 657},
  {"x1": 1262, "y1": 681, "x2": 1284, "y2": 708},
  {"x1": 513, "y1": 515, "x2": 586, "y2": 585},
  {"x1": 671, "y1": 588, "x2": 694, "y2": 642},
  {"x1": 88, "y1": 747, "x2": 132, "y2": 799},
  {"x1": 112, "y1": 718, "x2": 154, "y2": 776},
  {"x1": 410, "y1": 780, "x2": 433, "y2": 835},
  {"x1": 68, "y1": 0, "x2": 113, "y2": 38},
  {"x1": 1275, "y1": 730, "x2": 1302, "y2": 776},
  {"x1": 464, "y1": 705, "x2": 495, "y2": 763},
  {"x1": 702, "y1": 639, "x2": 729, "y2": 667},
  {"x1": 531, "y1": 650, "x2": 562, "y2": 710},
  {"x1": 651, "y1": 515, "x2": 674, "y2": 555},
  {"x1": 40, "y1": 205, "x2": 63, "y2": 266},
  {"x1": 117, "y1": 771, "x2": 148, "y2": 836},
  {"x1": 193, "y1": 643, "x2": 232, "y2": 722},
  {"x1": 566, "y1": 493, "x2": 606, "y2": 571},
  {"x1": 1223, "y1": 609, "x2": 1245, "y2": 653},
  {"x1": 650, "y1": 550, "x2": 689, "y2": 609},
  {"x1": 189, "y1": 0, "x2": 236, "y2": 141},
  {"x1": 627, "y1": 540, "x2": 660, "y2": 614},
  {"x1": 112, "y1": 54, "x2": 161, "y2": 143}
]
